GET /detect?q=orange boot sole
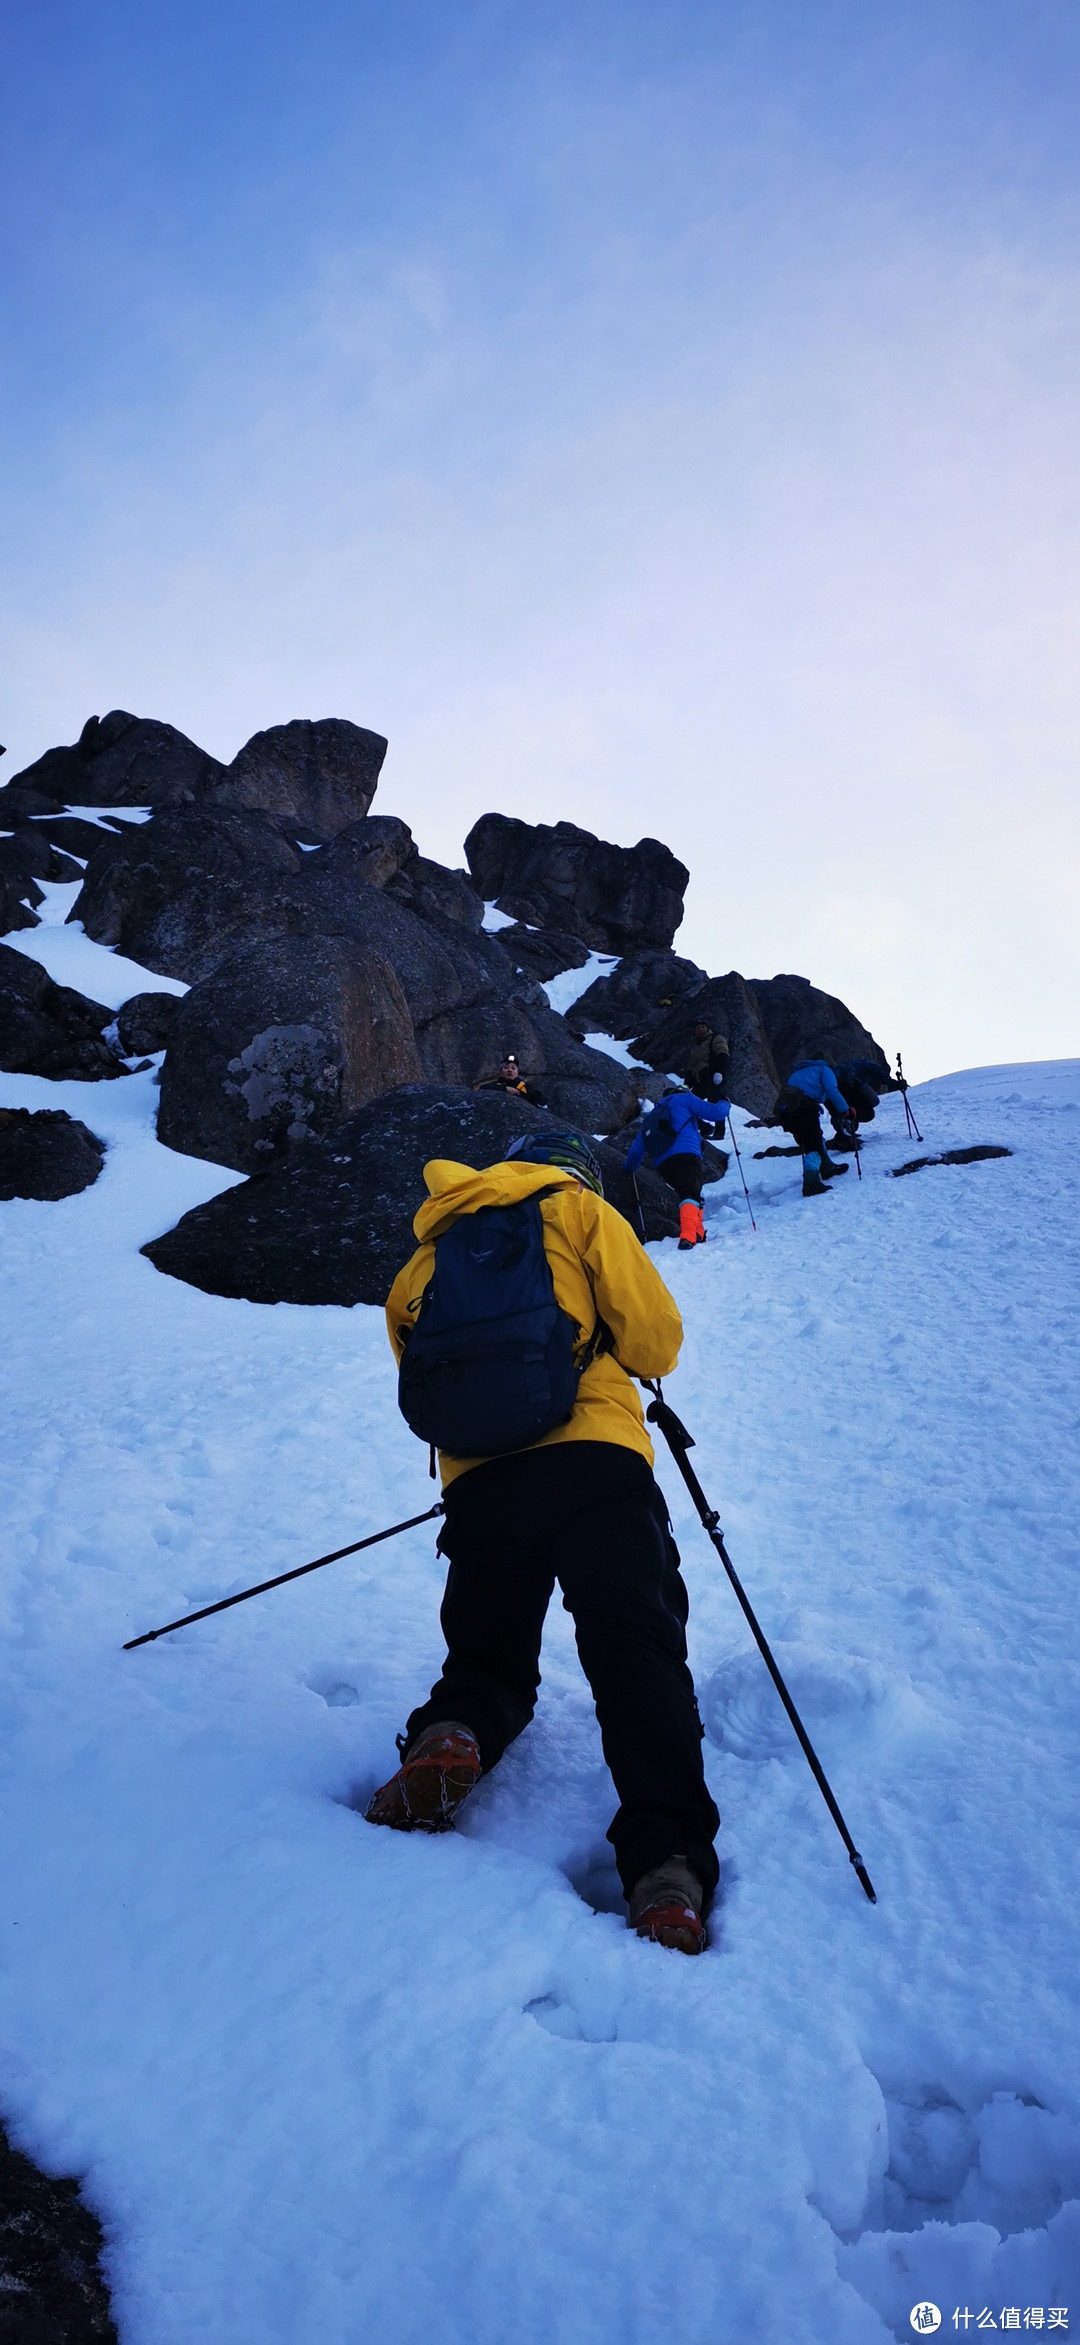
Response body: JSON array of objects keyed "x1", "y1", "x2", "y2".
[{"x1": 365, "y1": 1730, "x2": 482, "y2": 1832}]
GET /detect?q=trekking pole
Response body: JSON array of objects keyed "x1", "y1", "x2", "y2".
[
  {"x1": 123, "y1": 1504, "x2": 445, "y2": 1650},
  {"x1": 631, "y1": 1171, "x2": 646, "y2": 1242},
  {"x1": 641, "y1": 1380, "x2": 876, "y2": 1903},
  {"x1": 725, "y1": 1119, "x2": 757, "y2": 1232},
  {"x1": 895, "y1": 1054, "x2": 923, "y2": 1143}
]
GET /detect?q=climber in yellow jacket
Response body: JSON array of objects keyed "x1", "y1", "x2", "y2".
[
  {"x1": 368, "y1": 1131, "x2": 721, "y2": 1954},
  {"x1": 385, "y1": 1152, "x2": 681, "y2": 1484}
]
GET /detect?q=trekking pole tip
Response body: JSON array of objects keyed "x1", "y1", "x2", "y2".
[{"x1": 850, "y1": 1852, "x2": 877, "y2": 1903}]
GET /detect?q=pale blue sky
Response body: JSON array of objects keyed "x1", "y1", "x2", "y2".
[{"x1": 3, "y1": 1, "x2": 1079, "y2": 1072}]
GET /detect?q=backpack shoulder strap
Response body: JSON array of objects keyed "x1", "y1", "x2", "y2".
[{"x1": 533, "y1": 1181, "x2": 608, "y2": 1369}]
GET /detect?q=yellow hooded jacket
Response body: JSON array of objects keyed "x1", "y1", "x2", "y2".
[{"x1": 385, "y1": 1158, "x2": 683, "y2": 1487}]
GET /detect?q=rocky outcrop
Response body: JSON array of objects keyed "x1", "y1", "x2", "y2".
[
  {"x1": 0, "y1": 945, "x2": 124, "y2": 1081},
  {"x1": 69, "y1": 805, "x2": 638, "y2": 1137},
  {"x1": 329, "y1": 814, "x2": 417, "y2": 889},
  {"x1": 142, "y1": 1084, "x2": 679, "y2": 1305},
  {"x1": 0, "y1": 1106, "x2": 106, "y2": 1199},
  {"x1": 464, "y1": 815, "x2": 688, "y2": 953},
  {"x1": 0, "y1": 830, "x2": 84, "y2": 934},
  {"x1": 0, "y1": 866, "x2": 40, "y2": 935},
  {"x1": 493, "y1": 926, "x2": 591, "y2": 983},
  {"x1": 749, "y1": 974, "x2": 890, "y2": 1086},
  {"x1": 29, "y1": 812, "x2": 130, "y2": 860},
  {"x1": 8, "y1": 710, "x2": 225, "y2": 808},
  {"x1": 7, "y1": 708, "x2": 389, "y2": 836},
  {"x1": 0, "y1": 2116, "x2": 117, "y2": 2337},
  {"x1": 565, "y1": 948, "x2": 708, "y2": 1040},
  {"x1": 116, "y1": 991, "x2": 183, "y2": 1056},
  {"x1": 0, "y1": 781, "x2": 66, "y2": 826},
  {"x1": 5, "y1": 705, "x2": 891, "y2": 1191},
  {"x1": 320, "y1": 814, "x2": 483, "y2": 930},
  {"x1": 630, "y1": 973, "x2": 781, "y2": 1121},
  {"x1": 70, "y1": 805, "x2": 308, "y2": 984},
  {"x1": 207, "y1": 718, "x2": 386, "y2": 836},
  {"x1": 157, "y1": 935, "x2": 421, "y2": 1173},
  {"x1": 384, "y1": 853, "x2": 484, "y2": 931}
]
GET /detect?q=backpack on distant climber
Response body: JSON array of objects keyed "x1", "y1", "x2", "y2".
[{"x1": 398, "y1": 1196, "x2": 601, "y2": 1458}]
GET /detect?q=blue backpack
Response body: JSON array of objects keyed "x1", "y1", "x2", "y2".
[
  {"x1": 398, "y1": 1195, "x2": 602, "y2": 1458},
  {"x1": 641, "y1": 1098, "x2": 678, "y2": 1159}
]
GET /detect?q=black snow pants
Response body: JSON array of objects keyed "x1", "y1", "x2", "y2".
[
  {"x1": 402, "y1": 1442, "x2": 720, "y2": 1908},
  {"x1": 774, "y1": 1086, "x2": 825, "y2": 1156},
  {"x1": 657, "y1": 1151, "x2": 704, "y2": 1203}
]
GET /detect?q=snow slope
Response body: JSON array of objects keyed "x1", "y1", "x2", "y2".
[{"x1": 1, "y1": 905, "x2": 1078, "y2": 2343}]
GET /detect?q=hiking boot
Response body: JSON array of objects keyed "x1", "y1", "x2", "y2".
[
  {"x1": 629, "y1": 1856, "x2": 707, "y2": 1955},
  {"x1": 365, "y1": 1721, "x2": 482, "y2": 1833},
  {"x1": 802, "y1": 1168, "x2": 830, "y2": 1196},
  {"x1": 820, "y1": 1157, "x2": 849, "y2": 1179},
  {"x1": 677, "y1": 1200, "x2": 698, "y2": 1249}
]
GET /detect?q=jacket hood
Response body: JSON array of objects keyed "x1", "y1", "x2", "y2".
[{"x1": 413, "y1": 1158, "x2": 578, "y2": 1242}]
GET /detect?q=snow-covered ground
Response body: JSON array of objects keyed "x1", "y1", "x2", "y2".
[
  {"x1": 5, "y1": 876, "x2": 188, "y2": 1006},
  {"x1": 1, "y1": 905, "x2": 1078, "y2": 2342}
]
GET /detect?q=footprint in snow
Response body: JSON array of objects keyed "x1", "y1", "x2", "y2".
[
  {"x1": 304, "y1": 1666, "x2": 360, "y2": 1707},
  {"x1": 836, "y1": 2081, "x2": 1080, "y2": 2336},
  {"x1": 701, "y1": 1645, "x2": 921, "y2": 1761}
]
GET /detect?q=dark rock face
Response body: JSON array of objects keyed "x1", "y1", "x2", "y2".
[
  {"x1": 464, "y1": 815, "x2": 688, "y2": 953},
  {"x1": 68, "y1": 806, "x2": 637, "y2": 1137},
  {"x1": 24, "y1": 813, "x2": 128, "y2": 861},
  {"x1": 313, "y1": 814, "x2": 483, "y2": 930},
  {"x1": 70, "y1": 805, "x2": 307, "y2": 984},
  {"x1": 295, "y1": 834, "x2": 475, "y2": 1025},
  {"x1": 749, "y1": 974, "x2": 890, "y2": 1086},
  {"x1": 157, "y1": 934, "x2": 422, "y2": 1173},
  {"x1": 208, "y1": 718, "x2": 386, "y2": 836},
  {"x1": 384, "y1": 854, "x2": 484, "y2": 931},
  {"x1": 0, "y1": 832, "x2": 84, "y2": 936},
  {"x1": 8, "y1": 710, "x2": 224, "y2": 808},
  {"x1": 492, "y1": 926, "x2": 591, "y2": 983},
  {"x1": 413, "y1": 988, "x2": 640, "y2": 1135},
  {"x1": 116, "y1": 991, "x2": 182, "y2": 1056},
  {"x1": 0, "y1": 784, "x2": 66, "y2": 825},
  {"x1": 0, "y1": 1107, "x2": 106, "y2": 1199},
  {"x1": 566, "y1": 948, "x2": 708, "y2": 1041},
  {"x1": 0, "y1": 827, "x2": 84, "y2": 889},
  {"x1": 0, "y1": 2121, "x2": 117, "y2": 2340},
  {"x1": 0, "y1": 872, "x2": 39, "y2": 935},
  {"x1": 325, "y1": 814, "x2": 416, "y2": 889},
  {"x1": 143, "y1": 1083, "x2": 678, "y2": 1306},
  {"x1": 0, "y1": 945, "x2": 124, "y2": 1081},
  {"x1": 630, "y1": 972, "x2": 780, "y2": 1121}
]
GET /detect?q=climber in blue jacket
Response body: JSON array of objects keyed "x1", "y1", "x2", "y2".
[
  {"x1": 773, "y1": 1060, "x2": 856, "y2": 1198},
  {"x1": 624, "y1": 1088, "x2": 728, "y2": 1248}
]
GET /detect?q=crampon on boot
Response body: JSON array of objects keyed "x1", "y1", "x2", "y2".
[
  {"x1": 365, "y1": 1721, "x2": 481, "y2": 1833},
  {"x1": 801, "y1": 1153, "x2": 830, "y2": 1197},
  {"x1": 628, "y1": 1856, "x2": 707, "y2": 1955}
]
